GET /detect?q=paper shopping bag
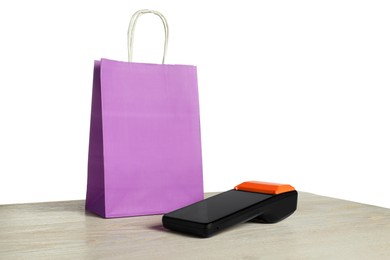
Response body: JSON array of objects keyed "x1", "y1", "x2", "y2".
[{"x1": 86, "y1": 9, "x2": 203, "y2": 218}]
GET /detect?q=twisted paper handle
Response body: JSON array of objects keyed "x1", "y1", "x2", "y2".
[{"x1": 127, "y1": 9, "x2": 169, "y2": 64}]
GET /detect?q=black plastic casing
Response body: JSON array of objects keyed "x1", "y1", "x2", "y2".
[{"x1": 162, "y1": 190, "x2": 298, "y2": 238}]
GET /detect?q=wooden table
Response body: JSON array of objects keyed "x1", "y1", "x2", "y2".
[{"x1": 1, "y1": 192, "x2": 389, "y2": 259}]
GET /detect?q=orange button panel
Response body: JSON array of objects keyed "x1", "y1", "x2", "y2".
[{"x1": 234, "y1": 181, "x2": 295, "y2": 195}]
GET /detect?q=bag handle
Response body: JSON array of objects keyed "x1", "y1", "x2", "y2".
[{"x1": 127, "y1": 9, "x2": 169, "y2": 64}]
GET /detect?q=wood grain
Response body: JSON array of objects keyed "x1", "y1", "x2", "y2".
[{"x1": 0, "y1": 192, "x2": 389, "y2": 259}]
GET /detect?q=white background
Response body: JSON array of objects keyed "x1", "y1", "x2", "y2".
[{"x1": 0, "y1": 0, "x2": 389, "y2": 208}]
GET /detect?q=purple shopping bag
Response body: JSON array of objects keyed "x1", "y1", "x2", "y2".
[{"x1": 86, "y1": 10, "x2": 203, "y2": 218}]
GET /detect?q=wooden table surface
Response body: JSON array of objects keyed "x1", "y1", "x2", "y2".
[{"x1": 0, "y1": 192, "x2": 389, "y2": 259}]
